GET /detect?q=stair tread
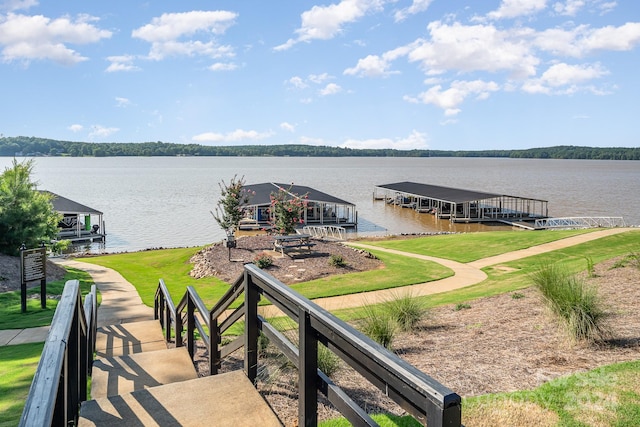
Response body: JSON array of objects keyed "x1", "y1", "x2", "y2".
[
  {"x1": 80, "y1": 370, "x2": 282, "y2": 426},
  {"x1": 91, "y1": 347, "x2": 198, "y2": 399},
  {"x1": 96, "y1": 320, "x2": 167, "y2": 358}
]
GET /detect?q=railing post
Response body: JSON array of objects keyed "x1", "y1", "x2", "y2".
[
  {"x1": 175, "y1": 304, "x2": 183, "y2": 348},
  {"x1": 244, "y1": 270, "x2": 259, "y2": 383},
  {"x1": 187, "y1": 296, "x2": 195, "y2": 359},
  {"x1": 210, "y1": 317, "x2": 220, "y2": 375},
  {"x1": 164, "y1": 295, "x2": 172, "y2": 343},
  {"x1": 299, "y1": 310, "x2": 318, "y2": 427}
]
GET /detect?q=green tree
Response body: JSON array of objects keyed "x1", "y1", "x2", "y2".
[
  {"x1": 211, "y1": 175, "x2": 252, "y2": 235},
  {"x1": 269, "y1": 185, "x2": 308, "y2": 235},
  {"x1": 0, "y1": 159, "x2": 60, "y2": 255}
]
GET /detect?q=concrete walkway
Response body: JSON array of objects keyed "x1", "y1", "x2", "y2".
[
  {"x1": 3, "y1": 228, "x2": 635, "y2": 345},
  {"x1": 0, "y1": 259, "x2": 153, "y2": 347}
]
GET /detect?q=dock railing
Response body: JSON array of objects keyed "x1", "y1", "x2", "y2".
[
  {"x1": 302, "y1": 225, "x2": 347, "y2": 240},
  {"x1": 535, "y1": 217, "x2": 626, "y2": 229},
  {"x1": 156, "y1": 264, "x2": 462, "y2": 426},
  {"x1": 19, "y1": 281, "x2": 97, "y2": 427}
]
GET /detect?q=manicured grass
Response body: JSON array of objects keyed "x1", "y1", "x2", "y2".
[
  {"x1": 78, "y1": 247, "x2": 228, "y2": 307},
  {"x1": 463, "y1": 360, "x2": 640, "y2": 426},
  {"x1": 80, "y1": 247, "x2": 454, "y2": 307},
  {"x1": 359, "y1": 229, "x2": 596, "y2": 262},
  {"x1": 0, "y1": 342, "x2": 43, "y2": 427},
  {"x1": 0, "y1": 268, "x2": 94, "y2": 330},
  {"x1": 291, "y1": 249, "x2": 452, "y2": 300},
  {"x1": 321, "y1": 359, "x2": 640, "y2": 426}
]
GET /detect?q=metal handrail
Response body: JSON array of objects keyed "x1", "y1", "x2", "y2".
[
  {"x1": 20, "y1": 280, "x2": 92, "y2": 427},
  {"x1": 156, "y1": 265, "x2": 462, "y2": 426}
]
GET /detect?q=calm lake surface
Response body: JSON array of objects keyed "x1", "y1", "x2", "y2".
[{"x1": 2, "y1": 157, "x2": 638, "y2": 252}]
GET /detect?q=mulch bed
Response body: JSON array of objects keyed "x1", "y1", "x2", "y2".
[{"x1": 189, "y1": 235, "x2": 382, "y2": 284}]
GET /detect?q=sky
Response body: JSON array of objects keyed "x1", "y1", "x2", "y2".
[{"x1": 0, "y1": 0, "x2": 639, "y2": 151}]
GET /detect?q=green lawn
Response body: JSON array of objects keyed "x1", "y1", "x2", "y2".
[
  {"x1": 79, "y1": 248, "x2": 454, "y2": 307},
  {"x1": 0, "y1": 342, "x2": 43, "y2": 427},
  {"x1": 359, "y1": 229, "x2": 597, "y2": 262},
  {"x1": 0, "y1": 268, "x2": 94, "y2": 330}
]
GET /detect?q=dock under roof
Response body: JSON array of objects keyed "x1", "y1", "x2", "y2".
[{"x1": 374, "y1": 181, "x2": 548, "y2": 224}]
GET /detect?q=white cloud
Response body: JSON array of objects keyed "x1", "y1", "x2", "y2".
[
  {"x1": 404, "y1": 80, "x2": 500, "y2": 115},
  {"x1": 68, "y1": 124, "x2": 83, "y2": 132},
  {"x1": 208, "y1": 62, "x2": 237, "y2": 71},
  {"x1": 486, "y1": 0, "x2": 548, "y2": 20},
  {"x1": 105, "y1": 55, "x2": 140, "y2": 72},
  {"x1": 553, "y1": 0, "x2": 585, "y2": 16},
  {"x1": 344, "y1": 54, "x2": 398, "y2": 77},
  {"x1": 287, "y1": 76, "x2": 308, "y2": 89},
  {"x1": 319, "y1": 83, "x2": 342, "y2": 96},
  {"x1": 308, "y1": 73, "x2": 332, "y2": 84},
  {"x1": 340, "y1": 130, "x2": 428, "y2": 150},
  {"x1": 407, "y1": 22, "x2": 539, "y2": 78},
  {"x1": 534, "y1": 23, "x2": 640, "y2": 57},
  {"x1": 0, "y1": 13, "x2": 112, "y2": 65},
  {"x1": 132, "y1": 10, "x2": 237, "y2": 60},
  {"x1": 274, "y1": 0, "x2": 384, "y2": 51},
  {"x1": 280, "y1": 122, "x2": 295, "y2": 132},
  {"x1": 522, "y1": 62, "x2": 609, "y2": 93},
  {"x1": 1, "y1": 0, "x2": 38, "y2": 12},
  {"x1": 192, "y1": 129, "x2": 275, "y2": 143},
  {"x1": 115, "y1": 97, "x2": 130, "y2": 107},
  {"x1": 89, "y1": 125, "x2": 119, "y2": 139},
  {"x1": 394, "y1": 0, "x2": 434, "y2": 22}
]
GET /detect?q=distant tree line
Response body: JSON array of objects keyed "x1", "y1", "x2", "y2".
[{"x1": 0, "y1": 136, "x2": 638, "y2": 160}]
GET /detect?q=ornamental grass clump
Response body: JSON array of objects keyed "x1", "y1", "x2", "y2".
[
  {"x1": 531, "y1": 264, "x2": 609, "y2": 342},
  {"x1": 384, "y1": 291, "x2": 429, "y2": 332},
  {"x1": 359, "y1": 304, "x2": 397, "y2": 349}
]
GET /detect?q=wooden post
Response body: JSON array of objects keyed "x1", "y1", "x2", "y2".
[
  {"x1": 244, "y1": 271, "x2": 259, "y2": 383},
  {"x1": 299, "y1": 310, "x2": 318, "y2": 426}
]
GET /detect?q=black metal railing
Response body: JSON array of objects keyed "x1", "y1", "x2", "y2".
[
  {"x1": 156, "y1": 264, "x2": 462, "y2": 427},
  {"x1": 19, "y1": 281, "x2": 98, "y2": 427}
]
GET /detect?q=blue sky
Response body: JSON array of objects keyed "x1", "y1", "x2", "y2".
[{"x1": 1, "y1": 0, "x2": 639, "y2": 150}]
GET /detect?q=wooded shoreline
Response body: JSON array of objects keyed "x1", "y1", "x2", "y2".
[{"x1": 1, "y1": 136, "x2": 639, "y2": 160}]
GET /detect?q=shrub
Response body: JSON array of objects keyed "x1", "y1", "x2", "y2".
[
  {"x1": 253, "y1": 252, "x2": 273, "y2": 269},
  {"x1": 359, "y1": 305, "x2": 397, "y2": 349},
  {"x1": 454, "y1": 303, "x2": 471, "y2": 311},
  {"x1": 531, "y1": 264, "x2": 609, "y2": 342},
  {"x1": 384, "y1": 291, "x2": 429, "y2": 332},
  {"x1": 329, "y1": 254, "x2": 347, "y2": 268}
]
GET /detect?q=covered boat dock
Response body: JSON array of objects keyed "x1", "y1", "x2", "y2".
[
  {"x1": 44, "y1": 191, "x2": 106, "y2": 244},
  {"x1": 240, "y1": 183, "x2": 357, "y2": 230},
  {"x1": 374, "y1": 182, "x2": 548, "y2": 225}
]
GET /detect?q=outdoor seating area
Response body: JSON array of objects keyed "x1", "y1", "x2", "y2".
[{"x1": 273, "y1": 233, "x2": 316, "y2": 256}]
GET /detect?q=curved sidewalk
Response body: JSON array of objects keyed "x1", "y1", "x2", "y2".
[{"x1": 0, "y1": 259, "x2": 154, "y2": 346}]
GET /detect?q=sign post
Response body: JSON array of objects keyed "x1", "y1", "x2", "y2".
[{"x1": 20, "y1": 244, "x2": 47, "y2": 313}]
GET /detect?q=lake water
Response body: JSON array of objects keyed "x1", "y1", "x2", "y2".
[{"x1": 1, "y1": 157, "x2": 638, "y2": 252}]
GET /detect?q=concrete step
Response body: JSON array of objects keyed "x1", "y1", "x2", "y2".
[
  {"x1": 90, "y1": 347, "x2": 198, "y2": 399},
  {"x1": 96, "y1": 320, "x2": 167, "y2": 358},
  {"x1": 79, "y1": 370, "x2": 282, "y2": 426}
]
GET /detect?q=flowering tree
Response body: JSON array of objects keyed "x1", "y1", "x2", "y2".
[
  {"x1": 211, "y1": 175, "x2": 252, "y2": 235},
  {"x1": 269, "y1": 185, "x2": 308, "y2": 235}
]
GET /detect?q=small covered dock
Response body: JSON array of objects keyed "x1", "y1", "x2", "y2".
[
  {"x1": 44, "y1": 191, "x2": 106, "y2": 244},
  {"x1": 374, "y1": 182, "x2": 548, "y2": 225},
  {"x1": 240, "y1": 183, "x2": 357, "y2": 230}
]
